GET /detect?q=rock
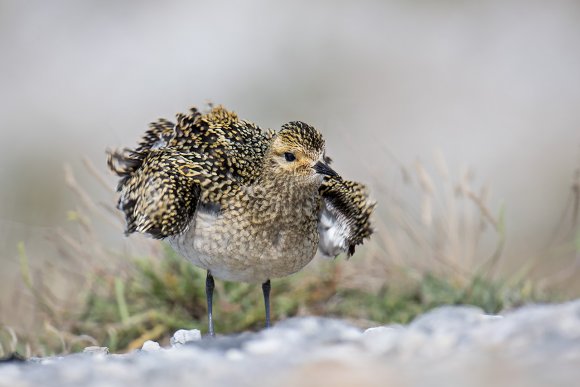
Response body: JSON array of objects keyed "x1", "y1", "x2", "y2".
[
  {"x1": 170, "y1": 329, "x2": 202, "y2": 347},
  {"x1": 0, "y1": 301, "x2": 579, "y2": 387},
  {"x1": 141, "y1": 340, "x2": 161, "y2": 352}
]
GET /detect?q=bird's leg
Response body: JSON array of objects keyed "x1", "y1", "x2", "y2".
[
  {"x1": 206, "y1": 271, "x2": 215, "y2": 337},
  {"x1": 262, "y1": 279, "x2": 271, "y2": 329}
]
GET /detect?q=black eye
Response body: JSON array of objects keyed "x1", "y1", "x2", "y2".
[{"x1": 284, "y1": 152, "x2": 296, "y2": 162}]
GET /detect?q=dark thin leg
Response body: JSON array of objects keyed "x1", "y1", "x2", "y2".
[
  {"x1": 262, "y1": 279, "x2": 271, "y2": 329},
  {"x1": 206, "y1": 271, "x2": 215, "y2": 337}
]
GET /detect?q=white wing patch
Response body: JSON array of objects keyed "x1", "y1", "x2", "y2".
[{"x1": 317, "y1": 200, "x2": 351, "y2": 258}]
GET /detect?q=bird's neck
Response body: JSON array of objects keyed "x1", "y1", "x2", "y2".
[
  {"x1": 257, "y1": 166, "x2": 320, "y2": 194},
  {"x1": 243, "y1": 173, "x2": 321, "y2": 216},
  {"x1": 240, "y1": 174, "x2": 320, "y2": 230}
]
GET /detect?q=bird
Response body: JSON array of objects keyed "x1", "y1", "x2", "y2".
[{"x1": 107, "y1": 105, "x2": 375, "y2": 336}]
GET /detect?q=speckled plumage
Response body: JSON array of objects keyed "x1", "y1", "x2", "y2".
[
  {"x1": 107, "y1": 105, "x2": 375, "y2": 284},
  {"x1": 318, "y1": 178, "x2": 375, "y2": 257}
]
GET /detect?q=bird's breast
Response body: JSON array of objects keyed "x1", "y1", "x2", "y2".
[{"x1": 167, "y1": 191, "x2": 320, "y2": 283}]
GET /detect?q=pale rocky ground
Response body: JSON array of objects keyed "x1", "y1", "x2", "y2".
[{"x1": 1, "y1": 301, "x2": 579, "y2": 387}]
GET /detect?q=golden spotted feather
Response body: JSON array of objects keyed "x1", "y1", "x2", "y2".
[
  {"x1": 318, "y1": 177, "x2": 375, "y2": 257},
  {"x1": 108, "y1": 106, "x2": 273, "y2": 237},
  {"x1": 107, "y1": 105, "x2": 374, "y2": 258}
]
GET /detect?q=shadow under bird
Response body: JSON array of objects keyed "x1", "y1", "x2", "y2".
[{"x1": 107, "y1": 105, "x2": 375, "y2": 336}]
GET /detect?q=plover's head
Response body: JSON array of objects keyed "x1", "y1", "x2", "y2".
[{"x1": 267, "y1": 121, "x2": 338, "y2": 182}]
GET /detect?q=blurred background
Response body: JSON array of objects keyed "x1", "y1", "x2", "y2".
[{"x1": 1, "y1": 0, "x2": 579, "y2": 353}]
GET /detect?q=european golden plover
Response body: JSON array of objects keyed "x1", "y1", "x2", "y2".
[{"x1": 107, "y1": 105, "x2": 375, "y2": 335}]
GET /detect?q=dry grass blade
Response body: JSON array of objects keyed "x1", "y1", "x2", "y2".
[
  {"x1": 420, "y1": 194, "x2": 432, "y2": 227},
  {"x1": 44, "y1": 321, "x2": 67, "y2": 354},
  {"x1": 69, "y1": 334, "x2": 99, "y2": 348},
  {"x1": 467, "y1": 191, "x2": 498, "y2": 229},
  {"x1": 3, "y1": 326, "x2": 18, "y2": 353},
  {"x1": 415, "y1": 160, "x2": 435, "y2": 195},
  {"x1": 64, "y1": 164, "x2": 121, "y2": 230},
  {"x1": 538, "y1": 163, "x2": 580, "y2": 288},
  {"x1": 64, "y1": 164, "x2": 97, "y2": 212},
  {"x1": 82, "y1": 157, "x2": 116, "y2": 193}
]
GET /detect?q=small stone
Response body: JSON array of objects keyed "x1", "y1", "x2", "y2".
[
  {"x1": 170, "y1": 329, "x2": 202, "y2": 347},
  {"x1": 141, "y1": 340, "x2": 161, "y2": 352}
]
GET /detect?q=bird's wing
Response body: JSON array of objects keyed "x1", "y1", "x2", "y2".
[
  {"x1": 318, "y1": 177, "x2": 375, "y2": 257},
  {"x1": 107, "y1": 148, "x2": 214, "y2": 238},
  {"x1": 168, "y1": 106, "x2": 274, "y2": 187},
  {"x1": 107, "y1": 105, "x2": 273, "y2": 239}
]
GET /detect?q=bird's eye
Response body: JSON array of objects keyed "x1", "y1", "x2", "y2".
[{"x1": 284, "y1": 152, "x2": 296, "y2": 162}]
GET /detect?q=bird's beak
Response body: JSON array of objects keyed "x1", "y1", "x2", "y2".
[{"x1": 313, "y1": 161, "x2": 338, "y2": 177}]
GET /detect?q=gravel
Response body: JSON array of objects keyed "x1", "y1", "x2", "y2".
[{"x1": 1, "y1": 300, "x2": 579, "y2": 387}]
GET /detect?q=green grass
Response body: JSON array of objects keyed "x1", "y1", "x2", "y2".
[
  {"x1": 13, "y1": 247, "x2": 552, "y2": 355},
  {"x1": 1, "y1": 241, "x2": 551, "y2": 356}
]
